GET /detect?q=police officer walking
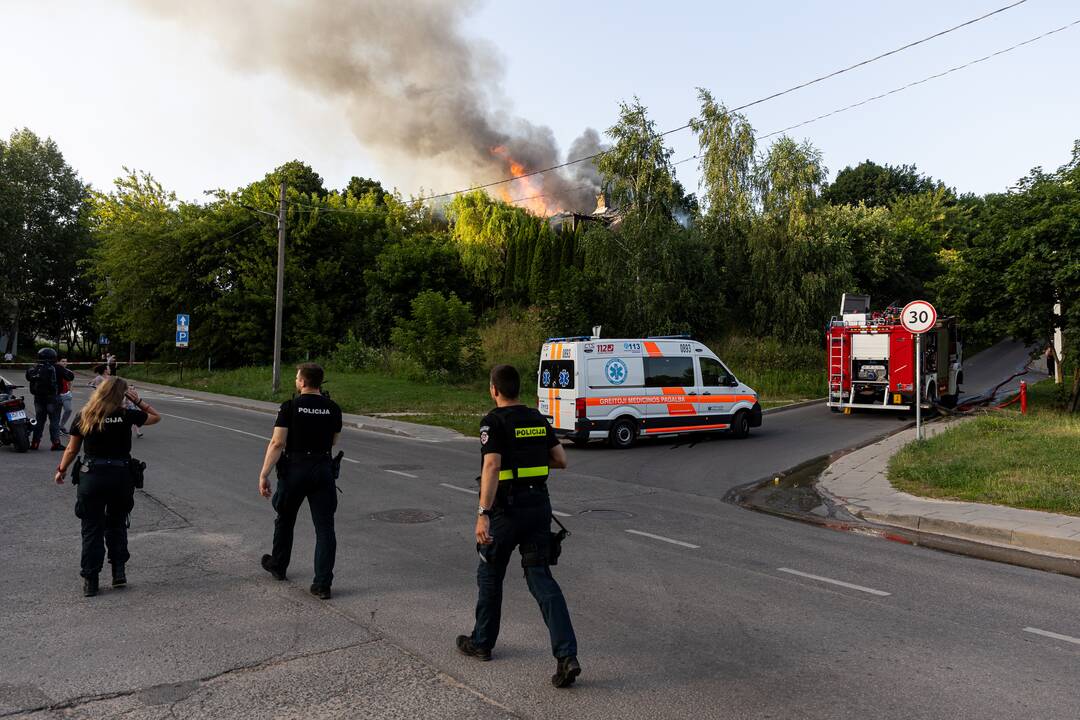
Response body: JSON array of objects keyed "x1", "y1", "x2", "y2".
[
  {"x1": 457, "y1": 364, "x2": 581, "y2": 688},
  {"x1": 26, "y1": 347, "x2": 75, "y2": 451},
  {"x1": 258, "y1": 363, "x2": 342, "y2": 600},
  {"x1": 53, "y1": 377, "x2": 159, "y2": 596}
]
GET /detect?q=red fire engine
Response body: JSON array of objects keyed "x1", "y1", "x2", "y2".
[{"x1": 827, "y1": 294, "x2": 963, "y2": 412}]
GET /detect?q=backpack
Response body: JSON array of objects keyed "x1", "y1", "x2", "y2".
[{"x1": 26, "y1": 363, "x2": 58, "y2": 398}]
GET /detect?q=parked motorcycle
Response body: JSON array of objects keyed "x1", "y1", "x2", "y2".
[{"x1": 0, "y1": 376, "x2": 34, "y2": 452}]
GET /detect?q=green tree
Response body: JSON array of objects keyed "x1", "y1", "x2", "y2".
[
  {"x1": 390, "y1": 290, "x2": 482, "y2": 377},
  {"x1": 0, "y1": 128, "x2": 90, "y2": 356},
  {"x1": 823, "y1": 160, "x2": 945, "y2": 207}
]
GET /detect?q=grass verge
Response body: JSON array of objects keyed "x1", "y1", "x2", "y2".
[
  {"x1": 888, "y1": 381, "x2": 1080, "y2": 516},
  {"x1": 119, "y1": 333, "x2": 825, "y2": 436}
]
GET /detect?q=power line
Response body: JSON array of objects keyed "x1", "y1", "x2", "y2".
[
  {"x1": 421, "y1": 1, "x2": 1031, "y2": 202},
  {"x1": 758, "y1": 18, "x2": 1080, "y2": 140},
  {"x1": 505, "y1": 17, "x2": 1080, "y2": 205}
]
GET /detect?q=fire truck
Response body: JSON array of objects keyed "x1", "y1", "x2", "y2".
[{"x1": 827, "y1": 294, "x2": 963, "y2": 412}]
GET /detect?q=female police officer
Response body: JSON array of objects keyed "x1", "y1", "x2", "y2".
[{"x1": 54, "y1": 377, "x2": 160, "y2": 596}]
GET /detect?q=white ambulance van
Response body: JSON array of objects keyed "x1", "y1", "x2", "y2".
[{"x1": 537, "y1": 336, "x2": 762, "y2": 448}]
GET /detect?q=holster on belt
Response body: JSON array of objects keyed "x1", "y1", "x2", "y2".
[{"x1": 71, "y1": 456, "x2": 83, "y2": 485}]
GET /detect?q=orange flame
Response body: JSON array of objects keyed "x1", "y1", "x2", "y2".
[{"x1": 490, "y1": 146, "x2": 563, "y2": 216}]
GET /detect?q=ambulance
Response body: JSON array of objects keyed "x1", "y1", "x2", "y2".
[{"x1": 537, "y1": 336, "x2": 762, "y2": 448}]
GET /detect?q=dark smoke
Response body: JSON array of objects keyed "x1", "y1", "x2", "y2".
[{"x1": 130, "y1": 0, "x2": 604, "y2": 213}]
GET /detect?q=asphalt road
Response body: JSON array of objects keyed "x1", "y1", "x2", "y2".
[{"x1": 2, "y1": 340, "x2": 1076, "y2": 719}]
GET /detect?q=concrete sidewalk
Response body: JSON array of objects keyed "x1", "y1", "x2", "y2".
[
  {"x1": 818, "y1": 418, "x2": 1080, "y2": 563},
  {"x1": 106, "y1": 375, "x2": 467, "y2": 443}
]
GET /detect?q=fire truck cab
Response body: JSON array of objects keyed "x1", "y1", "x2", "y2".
[
  {"x1": 537, "y1": 335, "x2": 762, "y2": 448},
  {"x1": 827, "y1": 294, "x2": 963, "y2": 412}
]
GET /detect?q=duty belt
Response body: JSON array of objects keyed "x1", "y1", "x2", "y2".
[
  {"x1": 285, "y1": 450, "x2": 331, "y2": 459},
  {"x1": 498, "y1": 466, "x2": 549, "y2": 481},
  {"x1": 84, "y1": 456, "x2": 129, "y2": 467}
]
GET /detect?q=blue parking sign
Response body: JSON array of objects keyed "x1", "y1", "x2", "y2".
[
  {"x1": 176, "y1": 330, "x2": 189, "y2": 348},
  {"x1": 99, "y1": 335, "x2": 109, "y2": 345}
]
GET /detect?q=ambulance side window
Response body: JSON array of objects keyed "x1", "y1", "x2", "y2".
[
  {"x1": 700, "y1": 357, "x2": 736, "y2": 387},
  {"x1": 644, "y1": 357, "x2": 694, "y2": 387},
  {"x1": 539, "y1": 361, "x2": 575, "y2": 389}
]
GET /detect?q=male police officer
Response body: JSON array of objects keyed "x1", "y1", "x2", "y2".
[
  {"x1": 456, "y1": 364, "x2": 581, "y2": 688},
  {"x1": 258, "y1": 363, "x2": 342, "y2": 599}
]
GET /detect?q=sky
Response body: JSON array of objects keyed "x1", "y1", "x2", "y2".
[{"x1": 2, "y1": 0, "x2": 1078, "y2": 206}]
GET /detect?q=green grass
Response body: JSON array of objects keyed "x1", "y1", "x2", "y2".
[
  {"x1": 119, "y1": 331, "x2": 826, "y2": 436},
  {"x1": 889, "y1": 381, "x2": 1080, "y2": 515},
  {"x1": 122, "y1": 364, "x2": 535, "y2": 418}
]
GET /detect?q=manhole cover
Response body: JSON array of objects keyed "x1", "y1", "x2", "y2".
[
  {"x1": 578, "y1": 509, "x2": 635, "y2": 519},
  {"x1": 372, "y1": 509, "x2": 443, "y2": 524},
  {"x1": 379, "y1": 464, "x2": 423, "y2": 472}
]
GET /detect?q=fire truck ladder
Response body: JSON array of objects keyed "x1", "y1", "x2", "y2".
[{"x1": 828, "y1": 331, "x2": 845, "y2": 408}]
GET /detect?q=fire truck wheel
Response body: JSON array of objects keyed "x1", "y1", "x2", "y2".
[
  {"x1": 608, "y1": 418, "x2": 637, "y2": 449},
  {"x1": 830, "y1": 406, "x2": 841, "y2": 413},
  {"x1": 730, "y1": 411, "x2": 751, "y2": 439}
]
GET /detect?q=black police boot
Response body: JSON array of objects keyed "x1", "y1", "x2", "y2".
[
  {"x1": 83, "y1": 575, "x2": 99, "y2": 597},
  {"x1": 552, "y1": 655, "x2": 581, "y2": 688},
  {"x1": 309, "y1": 583, "x2": 331, "y2": 600},
  {"x1": 261, "y1": 554, "x2": 286, "y2": 581},
  {"x1": 111, "y1": 564, "x2": 127, "y2": 588},
  {"x1": 455, "y1": 635, "x2": 491, "y2": 661}
]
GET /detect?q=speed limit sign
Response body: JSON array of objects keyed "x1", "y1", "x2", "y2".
[{"x1": 901, "y1": 300, "x2": 937, "y2": 334}]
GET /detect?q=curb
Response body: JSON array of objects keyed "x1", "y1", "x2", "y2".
[
  {"x1": 816, "y1": 418, "x2": 1080, "y2": 577},
  {"x1": 101, "y1": 374, "x2": 464, "y2": 441},
  {"x1": 763, "y1": 397, "x2": 827, "y2": 415}
]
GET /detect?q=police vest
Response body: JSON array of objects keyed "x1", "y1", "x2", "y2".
[{"x1": 487, "y1": 406, "x2": 552, "y2": 484}]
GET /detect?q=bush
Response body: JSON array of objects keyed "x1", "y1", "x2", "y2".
[
  {"x1": 391, "y1": 291, "x2": 484, "y2": 378},
  {"x1": 330, "y1": 330, "x2": 382, "y2": 372}
]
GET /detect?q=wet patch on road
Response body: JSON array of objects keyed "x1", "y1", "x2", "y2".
[
  {"x1": 578, "y1": 509, "x2": 636, "y2": 519},
  {"x1": 724, "y1": 455, "x2": 862, "y2": 527}
]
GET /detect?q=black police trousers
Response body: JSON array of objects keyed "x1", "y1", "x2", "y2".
[
  {"x1": 470, "y1": 487, "x2": 578, "y2": 658},
  {"x1": 75, "y1": 466, "x2": 134, "y2": 578},
  {"x1": 271, "y1": 457, "x2": 337, "y2": 587}
]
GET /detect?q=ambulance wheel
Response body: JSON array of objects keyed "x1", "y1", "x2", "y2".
[
  {"x1": 730, "y1": 411, "x2": 751, "y2": 439},
  {"x1": 609, "y1": 418, "x2": 637, "y2": 449}
]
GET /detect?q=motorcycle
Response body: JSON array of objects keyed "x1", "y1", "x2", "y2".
[{"x1": 0, "y1": 376, "x2": 34, "y2": 452}]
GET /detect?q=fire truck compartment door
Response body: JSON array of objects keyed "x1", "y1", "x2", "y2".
[{"x1": 851, "y1": 333, "x2": 890, "y2": 359}]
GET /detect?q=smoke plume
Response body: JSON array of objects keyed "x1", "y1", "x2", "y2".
[{"x1": 130, "y1": 0, "x2": 604, "y2": 214}]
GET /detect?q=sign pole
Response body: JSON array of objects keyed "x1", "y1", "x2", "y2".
[{"x1": 915, "y1": 333, "x2": 922, "y2": 441}]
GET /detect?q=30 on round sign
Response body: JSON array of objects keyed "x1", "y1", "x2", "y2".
[{"x1": 900, "y1": 300, "x2": 937, "y2": 334}]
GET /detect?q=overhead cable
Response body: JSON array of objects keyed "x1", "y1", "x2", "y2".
[{"x1": 420, "y1": 0, "x2": 1032, "y2": 202}]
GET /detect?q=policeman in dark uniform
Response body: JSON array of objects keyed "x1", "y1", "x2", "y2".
[
  {"x1": 456, "y1": 364, "x2": 581, "y2": 688},
  {"x1": 53, "y1": 377, "x2": 160, "y2": 596},
  {"x1": 258, "y1": 363, "x2": 342, "y2": 599}
]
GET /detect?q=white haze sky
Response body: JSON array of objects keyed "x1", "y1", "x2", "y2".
[{"x1": 2, "y1": 0, "x2": 1078, "y2": 204}]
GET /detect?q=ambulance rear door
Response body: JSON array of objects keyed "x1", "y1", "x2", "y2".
[{"x1": 538, "y1": 341, "x2": 578, "y2": 431}]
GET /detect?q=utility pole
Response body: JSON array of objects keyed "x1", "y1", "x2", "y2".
[{"x1": 272, "y1": 181, "x2": 286, "y2": 395}]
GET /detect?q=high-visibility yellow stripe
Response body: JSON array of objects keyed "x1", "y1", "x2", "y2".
[{"x1": 498, "y1": 466, "x2": 549, "y2": 481}]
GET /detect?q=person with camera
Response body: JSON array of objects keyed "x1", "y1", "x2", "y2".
[
  {"x1": 456, "y1": 364, "x2": 581, "y2": 688},
  {"x1": 258, "y1": 363, "x2": 342, "y2": 600},
  {"x1": 26, "y1": 347, "x2": 75, "y2": 450},
  {"x1": 53, "y1": 377, "x2": 159, "y2": 597}
]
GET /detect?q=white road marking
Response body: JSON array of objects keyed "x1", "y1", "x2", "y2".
[
  {"x1": 342, "y1": 458, "x2": 361, "y2": 464},
  {"x1": 440, "y1": 483, "x2": 476, "y2": 495},
  {"x1": 552, "y1": 510, "x2": 572, "y2": 517},
  {"x1": 776, "y1": 568, "x2": 891, "y2": 596},
  {"x1": 159, "y1": 413, "x2": 268, "y2": 441},
  {"x1": 385, "y1": 469, "x2": 419, "y2": 479},
  {"x1": 1023, "y1": 627, "x2": 1080, "y2": 646},
  {"x1": 625, "y1": 529, "x2": 700, "y2": 549}
]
